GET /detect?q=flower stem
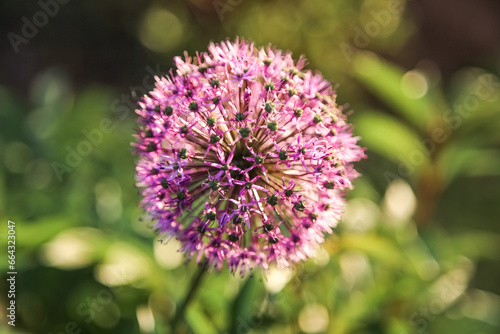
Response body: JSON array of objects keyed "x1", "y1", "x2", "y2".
[{"x1": 171, "y1": 261, "x2": 208, "y2": 332}]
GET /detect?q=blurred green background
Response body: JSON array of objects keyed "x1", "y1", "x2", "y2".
[{"x1": 1, "y1": 0, "x2": 500, "y2": 333}]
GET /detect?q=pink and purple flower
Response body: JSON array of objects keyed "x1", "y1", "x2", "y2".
[{"x1": 134, "y1": 38, "x2": 365, "y2": 276}]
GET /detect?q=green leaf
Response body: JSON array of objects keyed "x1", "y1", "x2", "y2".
[
  {"x1": 16, "y1": 215, "x2": 76, "y2": 248},
  {"x1": 352, "y1": 110, "x2": 429, "y2": 172},
  {"x1": 453, "y1": 231, "x2": 500, "y2": 260},
  {"x1": 228, "y1": 276, "x2": 261, "y2": 333},
  {"x1": 186, "y1": 305, "x2": 218, "y2": 334},
  {"x1": 438, "y1": 146, "x2": 500, "y2": 186},
  {"x1": 339, "y1": 233, "x2": 406, "y2": 268},
  {"x1": 353, "y1": 53, "x2": 437, "y2": 130}
]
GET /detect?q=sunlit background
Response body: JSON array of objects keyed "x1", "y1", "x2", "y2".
[{"x1": 1, "y1": 0, "x2": 500, "y2": 333}]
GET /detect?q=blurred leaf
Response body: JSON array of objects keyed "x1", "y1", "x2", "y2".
[
  {"x1": 332, "y1": 282, "x2": 391, "y2": 334},
  {"x1": 353, "y1": 53, "x2": 437, "y2": 130},
  {"x1": 439, "y1": 147, "x2": 500, "y2": 186},
  {"x1": 452, "y1": 116, "x2": 500, "y2": 147},
  {"x1": 16, "y1": 215, "x2": 76, "y2": 248},
  {"x1": 199, "y1": 273, "x2": 235, "y2": 327},
  {"x1": 352, "y1": 110, "x2": 429, "y2": 171},
  {"x1": 186, "y1": 306, "x2": 218, "y2": 334},
  {"x1": 339, "y1": 233, "x2": 406, "y2": 268},
  {"x1": 440, "y1": 70, "x2": 500, "y2": 150},
  {"x1": 453, "y1": 231, "x2": 500, "y2": 260},
  {"x1": 450, "y1": 71, "x2": 500, "y2": 124},
  {"x1": 229, "y1": 276, "x2": 260, "y2": 333},
  {"x1": 431, "y1": 309, "x2": 500, "y2": 334}
]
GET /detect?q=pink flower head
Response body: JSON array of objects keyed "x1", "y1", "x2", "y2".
[{"x1": 134, "y1": 38, "x2": 366, "y2": 276}]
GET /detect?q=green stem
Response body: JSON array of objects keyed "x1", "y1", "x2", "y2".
[{"x1": 171, "y1": 261, "x2": 208, "y2": 332}]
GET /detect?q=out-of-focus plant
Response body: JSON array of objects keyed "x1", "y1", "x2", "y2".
[{"x1": 2, "y1": 0, "x2": 500, "y2": 333}]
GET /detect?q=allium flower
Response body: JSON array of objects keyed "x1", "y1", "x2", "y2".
[{"x1": 134, "y1": 38, "x2": 365, "y2": 276}]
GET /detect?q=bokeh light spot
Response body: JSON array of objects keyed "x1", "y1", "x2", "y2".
[
  {"x1": 25, "y1": 159, "x2": 53, "y2": 189},
  {"x1": 264, "y1": 266, "x2": 293, "y2": 293},
  {"x1": 4, "y1": 141, "x2": 32, "y2": 174},
  {"x1": 136, "y1": 305, "x2": 156, "y2": 333},
  {"x1": 298, "y1": 303, "x2": 329, "y2": 333},
  {"x1": 340, "y1": 251, "x2": 371, "y2": 289},
  {"x1": 401, "y1": 70, "x2": 428, "y2": 99},
  {"x1": 154, "y1": 239, "x2": 183, "y2": 270},
  {"x1": 342, "y1": 198, "x2": 380, "y2": 232},
  {"x1": 40, "y1": 227, "x2": 104, "y2": 269},
  {"x1": 95, "y1": 178, "x2": 122, "y2": 224},
  {"x1": 313, "y1": 246, "x2": 330, "y2": 266},
  {"x1": 95, "y1": 243, "x2": 150, "y2": 286},
  {"x1": 139, "y1": 8, "x2": 184, "y2": 53},
  {"x1": 383, "y1": 179, "x2": 416, "y2": 223}
]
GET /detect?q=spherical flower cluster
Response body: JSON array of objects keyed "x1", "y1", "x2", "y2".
[{"x1": 134, "y1": 39, "x2": 365, "y2": 276}]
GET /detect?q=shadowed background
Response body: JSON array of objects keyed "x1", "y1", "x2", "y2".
[{"x1": 1, "y1": 0, "x2": 500, "y2": 333}]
